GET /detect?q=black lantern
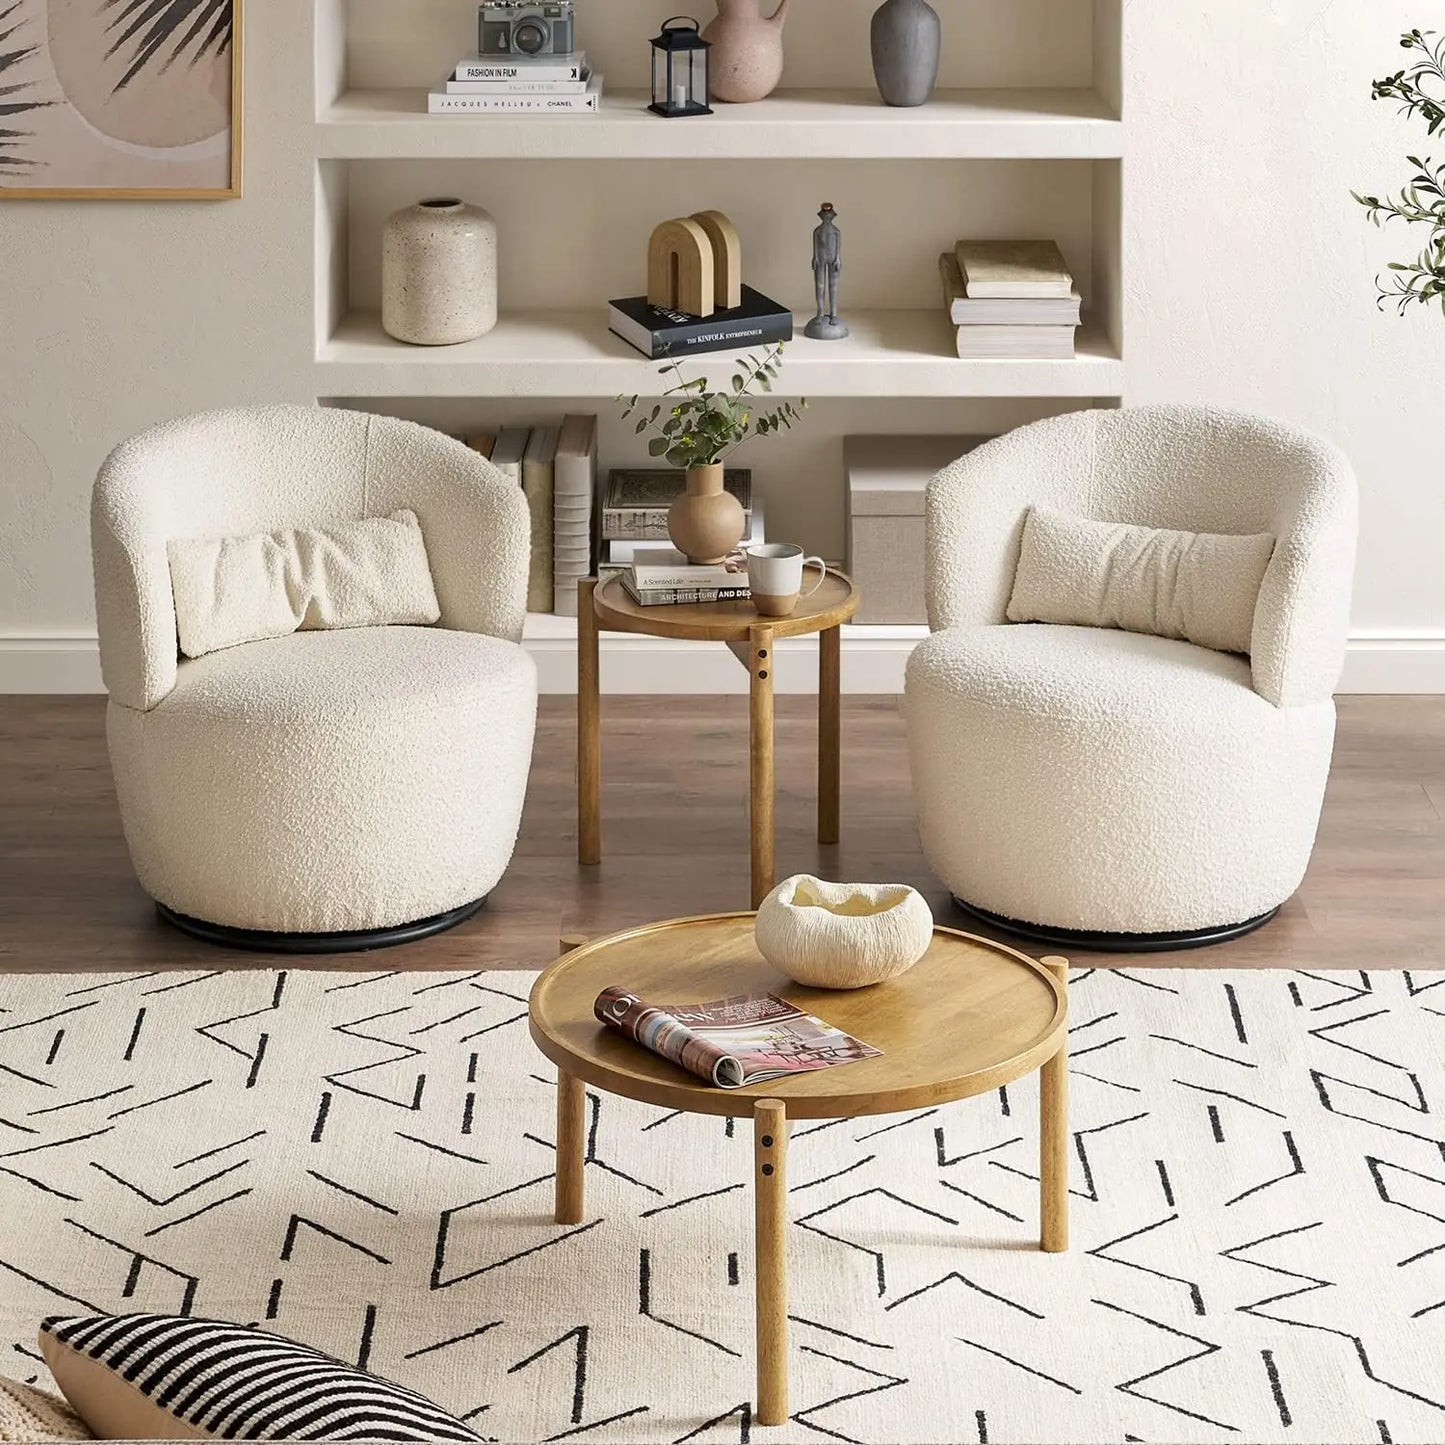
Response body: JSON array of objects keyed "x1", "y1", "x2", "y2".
[{"x1": 649, "y1": 16, "x2": 712, "y2": 118}]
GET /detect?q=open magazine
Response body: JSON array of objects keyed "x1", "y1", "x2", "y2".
[{"x1": 594, "y1": 986, "x2": 882, "y2": 1089}]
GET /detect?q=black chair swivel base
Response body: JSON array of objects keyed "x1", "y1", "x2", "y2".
[
  {"x1": 156, "y1": 897, "x2": 488, "y2": 955},
  {"x1": 950, "y1": 897, "x2": 1280, "y2": 954}
]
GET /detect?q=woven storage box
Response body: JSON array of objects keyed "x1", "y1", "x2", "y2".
[{"x1": 844, "y1": 436, "x2": 986, "y2": 624}]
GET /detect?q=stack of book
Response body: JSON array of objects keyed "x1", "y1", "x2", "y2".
[
  {"x1": 466, "y1": 415, "x2": 598, "y2": 617},
  {"x1": 598, "y1": 468, "x2": 763, "y2": 602},
  {"x1": 939, "y1": 241, "x2": 1081, "y2": 359},
  {"x1": 620, "y1": 549, "x2": 750, "y2": 608},
  {"x1": 429, "y1": 52, "x2": 601, "y2": 114}
]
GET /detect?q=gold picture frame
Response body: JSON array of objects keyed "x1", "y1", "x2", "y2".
[{"x1": 0, "y1": 0, "x2": 243, "y2": 200}]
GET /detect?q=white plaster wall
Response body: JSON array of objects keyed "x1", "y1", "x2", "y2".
[
  {"x1": 0, "y1": 0, "x2": 318, "y2": 644},
  {"x1": 1124, "y1": 0, "x2": 1445, "y2": 649},
  {"x1": 2, "y1": 0, "x2": 1442, "y2": 690}
]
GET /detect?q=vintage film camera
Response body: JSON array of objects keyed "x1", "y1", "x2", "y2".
[{"x1": 478, "y1": 1, "x2": 576, "y2": 57}]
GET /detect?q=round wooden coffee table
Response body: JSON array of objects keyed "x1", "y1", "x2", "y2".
[
  {"x1": 528, "y1": 913, "x2": 1069, "y2": 1427},
  {"x1": 577, "y1": 570, "x2": 860, "y2": 909}
]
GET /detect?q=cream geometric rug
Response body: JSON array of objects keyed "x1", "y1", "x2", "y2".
[{"x1": 1, "y1": 967, "x2": 1442, "y2": 1445}]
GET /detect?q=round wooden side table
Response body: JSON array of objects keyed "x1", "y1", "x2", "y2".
[
  {"x1": 576, "y1": 569, "x2": 861, "y2": 908},
  {"x1": 529, "y1": 914, "x2": 1070, "y2": 1426}
]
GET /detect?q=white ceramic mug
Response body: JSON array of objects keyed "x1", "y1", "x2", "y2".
[{"x1": 746, "y1": 544, "x2": 827, "y2": 618}]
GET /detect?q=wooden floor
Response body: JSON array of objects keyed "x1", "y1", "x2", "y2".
[{"x1": 2, "y1": 695, "x2": 1442, "y2": 973}]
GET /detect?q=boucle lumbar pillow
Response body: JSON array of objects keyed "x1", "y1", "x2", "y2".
[
  {"x1": 1006, "y1": 504, "x2": 1275, "y2": 655},
  {"x1": 168, "y1": 510, "x2": 440, "y2": 659},
  {"x1": 39, "y1": 1314, "x2": 482, "y2": 1441}
]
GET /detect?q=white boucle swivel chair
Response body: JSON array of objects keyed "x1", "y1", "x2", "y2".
[
  {"x1": 905, "y1": 405, "x2": 1358, "y2": 950},
  {"x1": 93, "y1": 404, "x2": 538, "y2": 952}
]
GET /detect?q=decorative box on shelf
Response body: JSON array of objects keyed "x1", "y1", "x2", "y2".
[{"x1": 844, "y1": 435, "x2": 986, "y2": 624}]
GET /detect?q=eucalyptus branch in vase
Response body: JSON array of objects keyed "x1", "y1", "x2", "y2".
[
  {"x1": 618, "y1": 343, "x2": 806, "y2": 564},
  {"x1": 1353, "y1": 27, "x2": 1445, "y2": 314}
]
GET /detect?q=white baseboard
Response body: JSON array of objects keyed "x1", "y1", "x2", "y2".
[{"x1": 3, "y1": 629, "x2": 1443, "y2": 695}]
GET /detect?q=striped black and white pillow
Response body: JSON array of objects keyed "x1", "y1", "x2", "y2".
[{"x1": 39, "y1": 1314, "x2": 483, "y2": 1442}]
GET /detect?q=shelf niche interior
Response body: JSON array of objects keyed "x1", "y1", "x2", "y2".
[
  {"x1": 323, "y1": 395, "x2": 1109, "y2": 566},
  {"x1": 316, "y1": 156, "x2": 1122, "y2": 385},
  {"x1": 318, "y1": 0, "x2": 1120, "y2": 105}
]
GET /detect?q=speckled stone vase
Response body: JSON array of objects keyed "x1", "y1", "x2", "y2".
[
  {"x1": 382, "y1": 198, "x2": 497, "y2": 347},
  {"x1": 702, "y1": 0, "x2": 792, "y2": 103},
  {"x1": 871, "y1": 0, "x2": 941, "y2": 108}
]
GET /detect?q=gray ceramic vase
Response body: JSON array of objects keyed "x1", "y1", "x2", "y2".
[
  {"x1": 382, "y1": 198, "x2": 497, "y2": 347},
  {"x1": 870, "y1": 0, "x2": 941, "y2": 108}
]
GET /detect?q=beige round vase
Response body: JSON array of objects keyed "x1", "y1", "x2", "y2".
[
  {"x1": 702, "y1": 0, "x2": 792, "y2": 103},
  {"x1": 382, "y1": 198, "x2": 498, "y2": 347},
  {"x1": 668, "y1": 463, "x2": 747, "y2": 565}
]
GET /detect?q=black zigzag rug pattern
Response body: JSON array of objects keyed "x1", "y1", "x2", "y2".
[{"x1": 0, "y1": 967, "x2": 1442, "y2": 1444}]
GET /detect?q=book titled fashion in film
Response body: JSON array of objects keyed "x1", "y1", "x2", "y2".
[{"x1": 594, "y1": 987, "x2": 881, "y2": 1089}]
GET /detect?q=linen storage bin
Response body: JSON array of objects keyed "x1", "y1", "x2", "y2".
[{"x1": 844, "y1": 435, "x2": 985, "y2": 624}]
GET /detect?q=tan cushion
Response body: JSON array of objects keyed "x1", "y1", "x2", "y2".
[
  {"x1": 1006, "y1": 505, "x2": 1274, "y2": 655},
  {"x1": 39, "y1": 1314, "x2": 481, "y2": 1442},
  {"x1": 0, "y1": 1376, "x2": 92, "y2": 1441},
  {"x1": 167, "y1": 510, "x2": 440, "y2": 659}
]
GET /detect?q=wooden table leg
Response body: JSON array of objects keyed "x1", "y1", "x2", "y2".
[
  {"x1": 754, "y1": 1099, "x2": 789, "y2": 1426},
  {"x1": 555, "y1": 1071, "x2": 586, "y2": 1225},
  {"x1": 749, "y1": 623, "x2": 776, "y2": 910},
  {"x1": 1039, "y1": 956, "x2": 1070, "y2": 1252},
  {"x1": 578, "y1": 578, "x2": 601, "y2": 867},
  {"x1": 818, "y1": 624, "x2": 841, "y2": 845}
]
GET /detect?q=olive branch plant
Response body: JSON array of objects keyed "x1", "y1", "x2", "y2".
[
  {"x1": 1354, "y1": 27, "x2": 1445, "y2": 314},
  {"x1": 618, "y1": 343, "x2": 806, "y2": 470}
]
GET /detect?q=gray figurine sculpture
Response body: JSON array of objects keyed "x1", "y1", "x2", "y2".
[{"x1": 805, "y1": 202, "x2": 849, "y2": 341}]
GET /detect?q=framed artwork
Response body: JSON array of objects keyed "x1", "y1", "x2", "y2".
[{"x1": 0, "y1": 0, "x2": 241, "y2": 199}]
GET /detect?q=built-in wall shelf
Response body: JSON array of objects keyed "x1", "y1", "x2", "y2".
[
  {"x1": 318, "y1": 311, "x2": 1122, "y2": 399},
  {"x1": 317, "y1": 87, "x2": 1123, "y2": 161},
  {"x1": 310, "y1": 0, "x2": 1127, "y2": 631}
]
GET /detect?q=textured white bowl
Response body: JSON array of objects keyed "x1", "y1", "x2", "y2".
[{"x1": 754, "y1": 874, "x2": 935, "y2": 989}]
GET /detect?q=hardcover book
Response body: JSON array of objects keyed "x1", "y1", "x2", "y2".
[
  {"x1": 446, "y1": 75, "x2": 590, "y2": 95},
  {"x1": 955, "y1": 239, "x2": 1074, "y2": 300},
  {"x1": 454, "y1": 52, "x2": 587, "y2": 81},
  {"x1": 522, "y1": 427, "x2": 558, "y2": 613},
  {"x1": 602, "y1": 469, "x2": 752, "y2": 540},
  {"x1": 629, "y1": 547, "x2": 747, "y2": 590},
  {"x1": 552, "y1": 414, "x2": 599, "y2": 619},
  {"x1": 430, "y1": 76, "x2": 602, "y2": 113},
  {"x1": 608, "y1": 287, "x2": 793, "y2": 360},
  {"x1": 621, "y1": 581, "x2": 751, "y2": 607},
  {"x1": 939, "y1": 252, "x2": 1081, "y2": 326},
  {"x1": 954, "y1": 325, "x2": 1076, "y2": 359},
  {"x1": 602, "y1": 499, "x2": 764, "y2": 563},
  {"x1": 489, "y1": 427, "x2": 530, "y2": 486}
]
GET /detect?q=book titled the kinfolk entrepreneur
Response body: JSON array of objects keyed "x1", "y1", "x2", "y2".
[{"x1": 608, "y1": 286, "x2": 794, "y2": 360}]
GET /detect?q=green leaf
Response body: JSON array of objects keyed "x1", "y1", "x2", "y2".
[{"x1": 648, "y1": 437, "x2": 670, "y2": 457}]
